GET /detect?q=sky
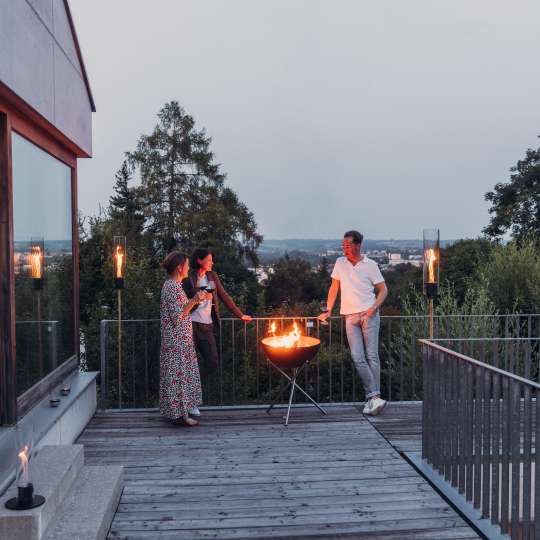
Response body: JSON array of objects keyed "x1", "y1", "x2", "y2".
[{"x1": 70, "y1": 0, "x2": 540, "y2": 240}]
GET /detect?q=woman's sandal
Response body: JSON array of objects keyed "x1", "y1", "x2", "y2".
[{"x1": 171, "y1": 417, "x2": 199, "y2": 427}]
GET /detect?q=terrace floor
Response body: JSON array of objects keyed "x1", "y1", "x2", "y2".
[{"x1": 78, "y1": 403, "x2": 480, "y2": 540}]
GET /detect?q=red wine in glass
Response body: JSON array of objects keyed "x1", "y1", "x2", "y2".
[{"x1": 320, "y1": 302, "x2": 329, "y2": 326}]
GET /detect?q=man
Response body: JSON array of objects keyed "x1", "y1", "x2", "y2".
[
  {"x1": 319, "y1": 230, "x2": 388, "y2": 415},
  {"x1": 183, "y1": 248, "x2": 252, "y2": 414}
]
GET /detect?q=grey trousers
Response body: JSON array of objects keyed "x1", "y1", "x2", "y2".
[{"x1": 345, "y1": 311, "x2": 381, "y2": 399}]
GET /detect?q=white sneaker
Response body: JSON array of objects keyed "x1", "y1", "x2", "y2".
[
  {"x1": 370, "y1": 397, "x2": 387, "y2": 416},
  {"x1": 188, "y1": 407, "x2": 201, "y2": 416},
  {"x1": 362, "y1": 399, "x2": 374, "y2": 415}
]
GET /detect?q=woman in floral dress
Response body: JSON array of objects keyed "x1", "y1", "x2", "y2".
[{"x1": 160, "y1": 251, "x2": 207, "y2": 426}]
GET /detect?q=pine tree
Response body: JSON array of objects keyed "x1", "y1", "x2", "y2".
[
  {"x1": 127, "y1": 101, "x2": 262, "y2": 261},
  {"x1": 109, "y1": 160, "x2": 144, "y2": 241}
]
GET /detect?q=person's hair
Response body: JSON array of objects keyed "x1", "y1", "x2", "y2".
[
  {"x1": 343, "y1": 230, "x2": 364, "y2": 245},
  {"x1": 191, "y1": 248, "x2": 213, "y2": 270},
  {"x1": 162, "y1": 251, "x2": 188, "y2": 276}
]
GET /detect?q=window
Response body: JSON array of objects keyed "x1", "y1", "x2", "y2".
[{"x1": 12, "y1": 132, "x2": 74, "y2": 396}]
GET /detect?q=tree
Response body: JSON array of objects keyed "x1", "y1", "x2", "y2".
[
  {"x1": 127, "y1": 101, "x2": 262, "y2": 261},
  {"x1": 439, "y1": 238, "x2": 494, "y2": 303},
  {"x1": 478, "y1": 239, "x2": 540, "y2": 314},
  {"x1": 484, "y1": 144, "x2": 540, "y2": 241},
  {"x1": 264, "y1": 256, "x2": 329, "y2": 309},
  {"x1": 108, "y1": 160, "x2": 145, "y2": 241}
]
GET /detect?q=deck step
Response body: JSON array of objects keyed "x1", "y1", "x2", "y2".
[
  {"x1": 0, "y1": 445, "x2": 84, "y2": 540},
  {"x1": 44, "y1": 465, "x2": 123, "y2": 540}
]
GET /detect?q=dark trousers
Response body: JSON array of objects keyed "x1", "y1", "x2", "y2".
[
  {"x1": 192, "y1": 322, "x2": 220, "y2": 403},
  {"x1": 192, "y1": 321, "x2": 219, "y2": 373}
]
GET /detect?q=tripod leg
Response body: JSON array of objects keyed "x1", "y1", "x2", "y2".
[
  {"x1": 293, "y1": 382, "x2": 327, "y2": 415},
  {"x1": 266, "y1": 378, "x2": 293, "y2": 413},
  {"x1": 284, "y1": 372, "x2": 297, "y2": 426}
]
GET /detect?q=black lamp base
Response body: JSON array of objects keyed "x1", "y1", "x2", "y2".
[
  {"x1": 114, "y1": 278, "x2": 124, "y2": 289},
  {"x1": 425, "y1": 283, "x2": 438, "y2": 299},
  {"x1": 5, "y1": 484, "x2": 45, "y2": 510},
  {"x1": 32, "y1": 278, "x2": 44, "y2": 290}
]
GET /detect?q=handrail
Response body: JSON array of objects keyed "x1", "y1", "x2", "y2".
[{"x1": 419, "y1": 338, "x2": 540, "y2": 390}]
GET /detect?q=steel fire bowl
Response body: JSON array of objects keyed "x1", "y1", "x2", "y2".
[{"x1": 261, "y1": 336, "x2": 321, "y2": 369}]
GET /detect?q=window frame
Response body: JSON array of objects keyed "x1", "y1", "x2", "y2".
[{"x1": 0, "y1": 95, "x2": 80, "y2": 425}]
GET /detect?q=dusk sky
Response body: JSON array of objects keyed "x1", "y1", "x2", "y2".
[{"x1": 70, "y1": 0, "x2": 540, "y2": 240}]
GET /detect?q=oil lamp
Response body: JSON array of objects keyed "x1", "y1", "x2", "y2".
[
  {"x1": 423, "y1": 229, "x2": 440, "y2": 338},
  {"x1": 112, "y1": 236, "x2": 126, "y2": 408},
  {"x1": 113, "y1": 236, "x2": 126, "y2": 289},
  {"x1": 28, "y1": 237, "x2": 44, "y2": 290},
  {"x1": 28, "y1": 237, "x2": 45, "y2": 376},
  {"x1": 5, "y1": 426, "x2": 45, "y2": 510}
]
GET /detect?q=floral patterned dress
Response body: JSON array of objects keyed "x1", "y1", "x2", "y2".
[{"x1": 160, "y1": 278, "x2": 202, "y2": 420}]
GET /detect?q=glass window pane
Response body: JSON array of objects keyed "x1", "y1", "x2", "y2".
[{"x1": 12, "y1": 132, "x2": 74, "y2": 396}]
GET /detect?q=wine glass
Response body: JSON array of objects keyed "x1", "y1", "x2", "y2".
[{"x1": 319, "y1": 302, "x2": 329, "y2": 326}]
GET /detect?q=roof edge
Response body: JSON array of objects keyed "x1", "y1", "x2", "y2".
[{"x1": 63, "y1": 0, "x2": 96, "y2": 113}]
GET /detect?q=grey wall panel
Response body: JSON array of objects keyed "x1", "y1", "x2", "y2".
[
  {"x1": 0, "y1": 0, "x2": 55, "y2": 120},
  {"x1": 28, "y1": 0, "x2": 53, "y2": 31},
  {"x1": 53, "y1": 43, "x2": 92, "y2": 155},
  {"x1": 52, "y1": 0, "x2": 81, "y2": 75},
  {"x1": 0, "y1": 0, "x2": 92, "y2": 155}
]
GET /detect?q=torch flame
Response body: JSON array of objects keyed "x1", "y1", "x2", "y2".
[
  {"x1": 29, "y1": 246, "x2": 42, "y2": 279},
  {"x1": 115, "y1": 245, "x2": 124, "y2": 278},
  {"x1": 18, "y1": 445, "x2": 29, "y2": 486},
  {"x1": 425, "y1": 248, "x2": 437, "y2": 283},
  {"x1": 267, "y1": 321, "x2": 301, "y2": 348}
]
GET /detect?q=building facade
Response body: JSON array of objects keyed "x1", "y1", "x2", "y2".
[{"x1": 0, "y1": 0, "x2": 94, "y2": 426}]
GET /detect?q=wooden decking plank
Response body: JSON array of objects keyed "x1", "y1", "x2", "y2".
[
  {"x1": 76, "y1": 404, "x2": 478, "y2": 539},
  {"x1": 116, "y1": 490, "x2": 447, "y2": 514},
  {"x1": 108, "y1": 516, "x2": 473, "y2": 539}
]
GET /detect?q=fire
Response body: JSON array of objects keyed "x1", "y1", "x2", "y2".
[
  {"x1": 29, "y1": 246, "x2": 43, "y2": 279},
  {"x1": 18, "y1": 445, "x2": 29, "y2": 486},
  {"x1": 267, "y1": 321, "x2": 301, "y2": 348},
  {"x1": 114, "y1": 245, "x2": 124, "y2": 278},
  {"x1": 425, "y1": 248, "x2": 437, "y2": 283}
]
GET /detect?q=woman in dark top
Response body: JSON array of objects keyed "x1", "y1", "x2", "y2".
[{"x1": 183, "y1": 248, "x2": 252, "y2": 411}]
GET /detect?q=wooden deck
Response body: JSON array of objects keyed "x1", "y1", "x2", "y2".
[{"x1": 78, "y1": 403, "x2": 479, "y2": 540}]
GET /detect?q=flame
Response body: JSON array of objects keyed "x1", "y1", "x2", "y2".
[
  {"x1": 18, "y1": 445, "x2": 29, "y2": 486},
  {"x1": 29, "y1": 246, "x2": 43, "y2": 279},
  {"x1": 114, "y1": 245, "x2": 124, "y2": 278},
  {"x1": 267, "y1": 321, "x2": 301, "y2": 348},
  {"x1": 425, "y1": 248, "x2": 437, "y2": 283}
]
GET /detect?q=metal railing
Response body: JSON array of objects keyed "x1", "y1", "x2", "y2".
[
  {"x1": 422, "y1": 338, "x2": 540, "y2": 539},
  {"x1": 98, "y1": 314, "x2": 540, "y2": 409}
]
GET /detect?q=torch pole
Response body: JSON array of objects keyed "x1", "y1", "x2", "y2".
[
  {"x1": 36, "y1": 290, "x2": 43, "y2": 379},
  {"x1": 428, "y1": 298, "x2": 434, "y2": 339},
  {"x1": 117, "y1": 288, "x2": 122, "y2": 409}
]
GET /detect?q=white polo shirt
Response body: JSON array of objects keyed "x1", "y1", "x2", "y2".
[{"x1": 331, "y1": 256, "x2": 385, "y2": 315}]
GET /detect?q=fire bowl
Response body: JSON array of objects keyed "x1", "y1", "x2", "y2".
[{"x1": 260, "y1": 336, "x2": 321, "y2": 369}]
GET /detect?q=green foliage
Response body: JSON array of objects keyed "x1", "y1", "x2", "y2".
[
  {"x1": 381, "y1": 264, "x2": 422, "y2": 315},
  {"x1": 478, "y1": 238, "x2": 540, "y2": 314},
  {"x1": 484, "y1": 144, "x2": 540, "y2": 241},
  {"x1": 263, "y1": 255, "x2": 330, "y2": 310},
  {"x1": 439, "y1": 238, "x2": 495, "y2": 303}
]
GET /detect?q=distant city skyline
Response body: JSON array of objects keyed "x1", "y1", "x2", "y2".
[{"x1": 70, "y1": 0, "x2": 540, "y2": 239}]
